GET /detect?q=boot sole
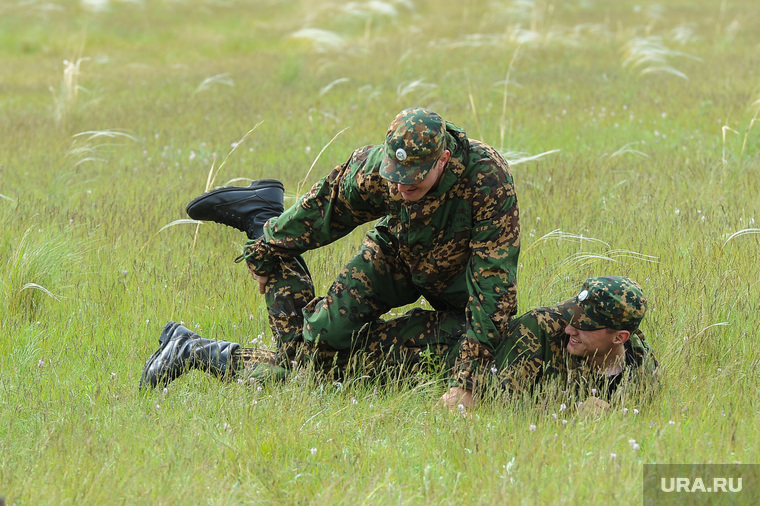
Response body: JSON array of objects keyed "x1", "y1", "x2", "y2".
[
  {"x1": 185, "y1": 180, "x2": 284, "y2": 219},
  {"x1": 139, "y1": 321, "x2": 181, "y2": 389}
]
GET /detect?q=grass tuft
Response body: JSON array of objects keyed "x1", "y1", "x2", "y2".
[
  {"x1": 51, "y1": 54, "x2": 89, "y2": 124},
  {"x1": 622, "y1": 35, "x2": 700, "y2": 80},
  {"x1": 289, "y1": 28, "x2": 346, "y2": 53},
  {"x1": 0, "y1": 224, "x2": 86, "y2": 322}
]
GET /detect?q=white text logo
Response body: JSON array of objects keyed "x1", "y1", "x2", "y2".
[{"x1": 661, "y1": 477, "x2": 742, "y2": 493}]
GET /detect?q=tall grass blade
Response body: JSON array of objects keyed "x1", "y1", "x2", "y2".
[
  {"x1": 20, "y1": 283, "x2": 60, "y2": 301},
  {"x1": 194, "y1": 73, "x2": 234, "y2": 94},
  {"x1": 319, "y1": 78, "x2": 350, "y2": 97},
  {"x1": 525, "y1": 229, "x2": 611, "y2": 253},
  {"x1": 723, "y1": 228, "x2": 760, "y2": 246},
  {"x1": 140, "y1": 219, "x2": 204, "y2": 254},
  {"x1": 504, "y1": 149, "x2": 561, "y2": 166},
  {"x1": 290, "y1": 28, "x2": 346, "y2": 52},
  {"x1": 297, "y1": 127, "x2": 350, "y2": 196}
]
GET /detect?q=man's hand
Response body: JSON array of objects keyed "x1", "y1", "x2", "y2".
[
  {"x1": 439, "y1": 387, "x2": 474, "y2": 413},
  {"x1": 246, "y1": 262, "x2": 268, "y2": 294},
  {"x1": 576, "y1": 396, "x2": 611, "y2": 418}
]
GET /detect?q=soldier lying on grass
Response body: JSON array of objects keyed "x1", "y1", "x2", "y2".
[{"x1": 466, "y1": 275, "x2": 659, "y2": 414}]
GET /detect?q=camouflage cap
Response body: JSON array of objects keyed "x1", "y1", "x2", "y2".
[
  {"x1": 379, "y1": 107, "x2": 446, "y2": 185},
  {"x1": 559, "y1": 276, "x2": 647, "y2": 331}
]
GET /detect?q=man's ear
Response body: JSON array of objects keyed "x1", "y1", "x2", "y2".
[{"x1": 613, "y1": 330, "x2": 630, "y2": 345}]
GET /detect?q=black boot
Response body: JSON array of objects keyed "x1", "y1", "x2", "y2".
[
  {"x1": 139, "y1": 321, "x2": 240, "y2": 389},
  {"x1": 185, "y1": 179, "x2": 284, "y2": 239}
]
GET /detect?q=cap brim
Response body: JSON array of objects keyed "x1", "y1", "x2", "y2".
[
  {"x1": 379, "y1": 156, "x2": 435, "y2": 185},
  {"x1": 558, "y1": 299, "x2": 580, "y2": 323},
  {"x1": 557, "y1": 299, "x2": 605, "y2": 331}
]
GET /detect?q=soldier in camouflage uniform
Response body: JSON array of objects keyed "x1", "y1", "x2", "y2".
[
  {"x1": 140, "y1": 107, "x2": 520, "y2": 407},
  {"x1": 486, "y1": 276, "x2": 658, "y2": 408}
]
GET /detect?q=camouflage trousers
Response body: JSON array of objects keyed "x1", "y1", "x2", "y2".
[{"x1": 238, "y1": 234, "x2": 468, "y2": 378}]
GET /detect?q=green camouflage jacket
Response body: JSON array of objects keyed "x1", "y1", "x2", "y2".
[
  {"x1": 492, "y1": 303, "x2": 659, "y2": 398},
  {"x1": 245, "y1": 122, "x2": 520, "y2": 388}
]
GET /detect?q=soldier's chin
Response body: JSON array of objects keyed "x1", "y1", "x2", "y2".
[
  {"x1": 566, "y1": 340, "x2": 583, "y2": 355},
  {"x1": 400, "y1": 189, "x2": 421, "y2": 201}
]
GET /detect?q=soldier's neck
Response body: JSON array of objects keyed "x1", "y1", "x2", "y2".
[{"x1": 591, "y1": 345, "x2": 626, "y2": 376}]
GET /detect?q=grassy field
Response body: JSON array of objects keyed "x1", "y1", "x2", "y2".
[{"x1": 2, "y1": 0, "x2": 759, "y2": 503}]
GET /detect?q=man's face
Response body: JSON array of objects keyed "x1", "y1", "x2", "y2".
[
  {"x1": 565, "y1": 324, "x2": 618, "y2": 359},
  {"x1": 396, "y1": 151, "x2": 449, "y2": 202}
]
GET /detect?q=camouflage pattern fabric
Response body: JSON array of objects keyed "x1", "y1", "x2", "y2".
[
  {"x1": 238, "y1": 348, "x2": 279, "y2": 367},
  {"x1": 236, "y1": 348, "x2": 289, "y2": 381},
  {"x1": 489, "y1": 302, "x2": 658, "y2": 398},
  {"x1": 559, "y1": 276, "x2": 647, "y2": 331},
  {"x1": 379, "y1": 108, "x2": 446, "y2": 185},
  {"x1": 238, "y1": 256, "x2": 465, "y2": 378},
  {"x1": 242, "y1": 119, "x2": 520, "y2": 390}
]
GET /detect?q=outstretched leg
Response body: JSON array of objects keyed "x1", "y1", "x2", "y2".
[
  {"x1": 139, "y1": 322, "x2": 240, "y2": 389},
  {"x1": 185, "y1": 179, "x2": 285, "y2": 239}
]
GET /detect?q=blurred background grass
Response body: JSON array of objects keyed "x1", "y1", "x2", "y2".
[{"x1": 1, "y1": 0, "x2": 759, "y2": 503}]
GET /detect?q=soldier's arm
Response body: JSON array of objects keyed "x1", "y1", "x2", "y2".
[
  {"x1": 439, "y1": 386, "x2": 474, "y2": 412},
  {"x1": 451, "y1": 149, "x2": 520, "y2": 390},
  {"x1": 493, "y1": 322, "x2": 546, "y2": 395},
  {"x1": 445, "y1": 320, "x2": 544, "y2": 401},
  {"x1": 241, "y1": 145, "x2": 388, "y2": 274},
  {"x1": 491, "y1": 306, "x2": 568, "y2": 395}
]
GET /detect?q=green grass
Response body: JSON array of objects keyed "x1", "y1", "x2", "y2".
[{"x1": 2, "y1": 0, "x2": 760, "y2": 503}]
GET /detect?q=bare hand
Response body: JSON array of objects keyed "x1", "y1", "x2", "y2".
[
  {"x1": 246, "y1": 262, "x2": 268, "y2": 294},
  {"x1": 439, "y1": 387, "x2": 474, "y2": 413},
  {"x1": 254, "y1": 274, "x2": 268, "y2": 294},
  {"x1": 576, "y1": 396, "x2": 611, "y2": 418}
]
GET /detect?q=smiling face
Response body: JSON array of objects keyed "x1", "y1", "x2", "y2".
[
  {"x1": 565, "y1": 325, "x2": 618, "y2": 358},
  {"x1": 396, "y1": 150, "x2": 450, "y2": 201},
  {"x1": 565, "y1": 324, "x2": 631, "y2": 373},
  {"x1": 560, "y1": 276, "x2": 643, "y2": 373}
]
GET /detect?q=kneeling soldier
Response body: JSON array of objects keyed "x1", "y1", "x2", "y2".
[{"x1": 140, "y1": 107, "x2": 520, "y2": 407}]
